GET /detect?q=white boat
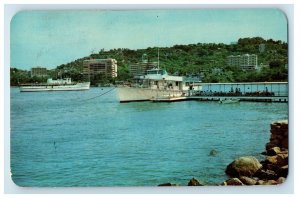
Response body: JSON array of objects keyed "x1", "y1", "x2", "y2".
[
  {"x1": 19, "y1": 78, "x2": 90, "y2": 92},
  {"x1": 116, "y1": 68, "x2": 202, "y2": 102},
  {"x1": 219, "y1": 98, "x2": 240, "y2": 104}
]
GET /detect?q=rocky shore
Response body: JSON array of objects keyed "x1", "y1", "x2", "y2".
[
  {"x1": 222, "y1": 120, "x2": 288, "y2": 186},
  {"x1": 158, "y1": 120, "x2": 289, "y2": 186}
]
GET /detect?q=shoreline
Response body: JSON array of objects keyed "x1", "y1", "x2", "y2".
[{"x1": 158, "y1": 120, "x2": 289, "y2": 186}]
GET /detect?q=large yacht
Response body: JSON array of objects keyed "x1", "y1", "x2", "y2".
[
  {"x1": 19, "y1": 78, "x2": 90, "y2": 92},
  {"x1": 116, "y1": 68, "x2": 202, "y2": 102}
]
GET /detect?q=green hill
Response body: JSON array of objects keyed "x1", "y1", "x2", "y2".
[{"x1": 10, "y1": 37, "x2": 288, "y2": 86}]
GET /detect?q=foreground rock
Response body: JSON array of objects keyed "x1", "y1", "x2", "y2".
[
  {"x1": 188, "y1": 178, "x2": 204, "y2": 186},
  {"x1": 158, "y1": 183, "x2": 177, "y2": 186},
  {"x1": 239, "y1": 176, "x2": 258, "y2": 185},
  {"x1": 225, "y1": 156, "x2": 262, "y2": 177},
  {"x1": 222, "y1": 178, "x2": 244, "y2": 186}
]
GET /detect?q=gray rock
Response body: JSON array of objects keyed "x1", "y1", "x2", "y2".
[
  {"x1": 209, "y1": 149, "x2": 218, "y2": 156},
  {"x1": 224, "y1": 178, "x2": 244, "y2": 186},
  {"x1": 254, "y1": 169, "x2": 278, "y2": 180},
  {"x1": 188, "y1": 178, "x2": 204, "y2": 186},
  {"x1": 239, "y1": 176, "x2": 258, "y2": 185},
  {"x1": 225, "y1": 156, "x2": 262, "y2": 177},
  {"x1": 267, "y1": 147, "x2": 281, "y2": 156}
]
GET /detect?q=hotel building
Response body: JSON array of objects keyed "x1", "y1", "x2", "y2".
[
  {"x1": 83, "y1": 58, "x2": 118, "y2": 79},
  {"x1": 227, "y1": 54, "x2": 258, "y2": 70}
]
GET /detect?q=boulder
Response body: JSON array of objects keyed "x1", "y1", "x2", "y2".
[
  {"x1": 254, "y1": 169, "x2": 278, "y2": 180},
  {"x1": 282, "y1": 138, "x2": 289, "y2": 149},
  {"x1": 276, "y1": 177, "x2": 286, "y2": 184},
  {"x1": 209, "y1": 149, "x2": 218, "y2": 156},
  {"x1": 256, "y1": 180, "x2": 277, "y2": 185},
  {"x1": 225, "y1": 156, "x2": 262, "y2": 177},
  {"x1": 224, "y1": 178, "x2": 244, "y2": 186},
  {"x1": 264, "y1": 163, "x2": 280, "y2": 173},
  {"x1": 188, "y1": 178, "x2": 203, "y2": 186},
  {"x1": 256, "y1": 180, "x2": 265, "y2": 185},
  {"x1": 278, "y1": 165, "x2": 288, "y2": 178},
  {"x1": 239, "y1": 176, "x2": 257, "y2": 185},
  {"x1": 263, "y1": 180, "x2": 278, "y2": 185},
  {"x1": 266, "y1": 154, "x2": 288, "y2": 167},
  {"x1": 267, "y1": 147, "x2": 281, "y2": 156}
]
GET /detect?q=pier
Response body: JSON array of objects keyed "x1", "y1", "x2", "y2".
[
  {"x1": 150, "y1": 96, "x2": 288, "y2": 103},
  {"x1": 122, "y1": 82, "x2": 288, "y2": 103}
]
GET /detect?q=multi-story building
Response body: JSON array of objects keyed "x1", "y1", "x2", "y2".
[
  {"x1": 83, "y1": 58, "x2": 118, "y2": 79},
  {"x1": 227, "y1": 54, "x2": 258, "y2": 70},
  {"x1": 31, "y1": 67, "x2": 48, "y2": 77}
]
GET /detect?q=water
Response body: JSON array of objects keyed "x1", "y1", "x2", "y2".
[{"x1": 10, "y1": 87, "x2": 288, "y2": 187}]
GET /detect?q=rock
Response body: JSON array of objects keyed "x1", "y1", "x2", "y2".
[
  {"x1": 270, "y1": 133, "x2": 282, "y2": 141},
  {"x1": 239, "y1": 176, "x2": 257, "y2": 185},
  {"x1": 277, "y1": 154, "x2": 289, "y2": 166},
  {"x1": 267, "y1": 147, "x2": 281, "y2": 156},
  {"x1": 188, "y1": 178, "x2": 203, "y2": 186},
  {"x1": 256, "y1": 180, "x2": 265, "y2": 185},
  {"x1": 254, "y1": 169, "x2": 278, "y2": 180},
  {"x1": 225, "y1": 156, "x2": 262, "y2": 177},
  {"x1": 209, "y1": 149, "x2": 218, "y2": 156},
  {"x1": 282, "y1": 138, "x2": 288, "y2": 149},
  {"x1": 224, "y1": 178, "x2": 244, "y2": 186},
  {"x1": 158, "y1": 183, "x2": 176, "y2": 186},
  {"x1": 266, "y1": 142, "x2": 277, "y2": 150},
  {"x1": 266, "y1": 155, "x2": 277, "y2": 164},
  {"x1": 266, "y1": 154, "x2": 288, "y2": 167},
  {"x1": 276, "y1": 177, "x2": 286, "y2": 184},
  {"x1": 278, "y1": 165, "x2": 288, "y2": 178},
  {"x1": 262, "y1": 180, "x2": 278, "y2": 185},
  {"x1": 256, "y1": 180, "x2": 277, "y2": 185},
  {"x1": 264, "y1": 163, "x2": 280, "y2": 172}
]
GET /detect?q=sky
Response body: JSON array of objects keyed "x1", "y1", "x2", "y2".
[{"x1": 10, "y1": 9, "x2": 288, "y2": 70}]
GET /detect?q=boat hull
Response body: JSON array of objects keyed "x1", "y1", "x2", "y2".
[
  {"x1": 19, "y1": 82, "x2": 90, "y2": 92},
  {"x1": 116, "y1": 87, "x2": 184, "y2": 102}
]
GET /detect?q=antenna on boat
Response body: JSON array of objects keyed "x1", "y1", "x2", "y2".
[{"x1": 157, "y1": 15, "x2": 160, "y2": 70}]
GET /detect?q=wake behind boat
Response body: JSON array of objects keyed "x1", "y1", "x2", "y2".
[{"x1": 19, "y1": 78, "x2": 90, "y2": 92}]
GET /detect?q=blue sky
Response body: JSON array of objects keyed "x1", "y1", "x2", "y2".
[{"x1": 10, "y1": 9, "x2": 288, "y2": 70}]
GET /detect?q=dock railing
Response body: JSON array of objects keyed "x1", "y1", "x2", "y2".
[{"x1": 193, "y1": 82, "x2": 288, "y2": 97}]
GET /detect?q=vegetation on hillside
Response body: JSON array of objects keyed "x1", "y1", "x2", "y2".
[{"x1": 10, "y1": 37, "x2": 288, "y2": 86}]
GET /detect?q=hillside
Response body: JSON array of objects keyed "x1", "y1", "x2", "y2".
[{"x1": 10, "y1": 37, "x2": 288, "y2": 86}]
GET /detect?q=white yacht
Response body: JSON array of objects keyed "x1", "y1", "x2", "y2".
[
  {"x1": 19, "y1": 78, "x2": 90, "y2": 92},
  {"x1": 116, "y1": 68, "x2": 202, "y2": 102}
]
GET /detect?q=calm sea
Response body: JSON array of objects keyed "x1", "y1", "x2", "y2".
[{"x1": 10, "y1": 87, "x2": 288, "y2": 187}]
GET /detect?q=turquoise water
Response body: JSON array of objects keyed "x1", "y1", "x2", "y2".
[{"x1": 10, "y1": 87, "x2": 288, "y2": 187}]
